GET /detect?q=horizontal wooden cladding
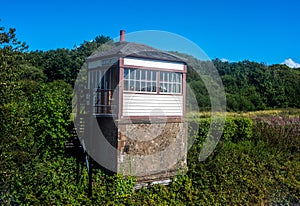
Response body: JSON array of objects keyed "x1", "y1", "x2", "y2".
[
  {"x1": 87, "y1": 57, "x2": 119, "y2": 69},
  {"x1": 123, "y1": 57, "x2": 185, "y2": 71},
  {"x1": 123, "y1": 93, "x2": 183, "y2": 116}
]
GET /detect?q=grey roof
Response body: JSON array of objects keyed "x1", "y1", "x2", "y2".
[{"x1": 87, "y1": 41, "x2": 186, "y2": 63}]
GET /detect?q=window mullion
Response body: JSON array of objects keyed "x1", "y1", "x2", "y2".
[{"x1": 134, "y1": 69, "x2": 136, "y2": 91}]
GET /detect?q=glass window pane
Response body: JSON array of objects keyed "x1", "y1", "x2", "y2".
[
  {"x1": 129, "y1": 81, "x2": 134, "y2": 91},
  {"x1": 152, "y1": 71, "x2": 157, "y2": 81},
  {"x1": 130, "y1": 69, "x2": 135, "y2": 79},
  {"x1": 171, "y1": 84, "x2": 175, "y2": 93},
  {"x1": 176, "y1": 73, "x2": 179, "y2": 81},
  {"x1": 141, "y1": 82, "x2": 146, "y2": 91},
  {"x1": 171, "y1": 73, "x2": 174, "y2": 82},
  {"x1": 135, "y1": 80, "x2": 140, "y2": 91},
  {"x1": 141, "y1": 70, "x2": 146, "y2": 80},
  {"x1": 152, "y1": 85, "x2": 156, "y2": 92},
  {"x1": 177, "y1": 84, "x2": 181, "y2": 93},
  {"x1": 146, "y1": 82, "x2": 151, "y2": 92},
  {"x1": 124, "y1": 68, "x2": 129, "y2": 79},
  {"x1": 160, "y1": 83, "x2": 166, "y2": 92},
  {"x1": 147, "y1": 70, "x2": 151, "y2": 80},
  {"x1": 124, "y1": 80, "x2": 128, "y2": 90},
  {"x1": 158, "y1": 71, "x2": 182, "y2": 93},
  {"x1": 164, "y1": 72, "x2": 168, "y2": 81},
  {"x1": 136, "y1": 70, "x2": 140, "y2": 80},
  {"x1": 159, "y1": 83, "x2": 163, "y2": 92}
]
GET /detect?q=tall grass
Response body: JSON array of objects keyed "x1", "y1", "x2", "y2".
[{"x1": 252, "y1": 115, "x2": 300, "y2": 152}]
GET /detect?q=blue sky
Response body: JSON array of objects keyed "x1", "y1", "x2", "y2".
[{"x1": 1, "y1": 0, "x2": 300, "y2": 65}]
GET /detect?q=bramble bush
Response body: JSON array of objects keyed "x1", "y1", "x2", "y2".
[
  {"x1": 252, "y1": 115, "x2": 300, "y2": 152},
  {"x1": 30, "y1": 80, "x2": 72, "y2": 158}
]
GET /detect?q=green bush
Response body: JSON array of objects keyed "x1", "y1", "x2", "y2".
[
  {"x1": 187, "y1": 140, "x2": 300, "y2": 205},
  {"x1": 30, "y1": 80, "x2": 72, "y2": 158},
  {"x1": 189, "y1": 116, "x2": 253, "y2": 143},
  {"x1": 232, "y1": 117, "x2": 253, "y2": 142},
  {"x1": 3, "y1": 110, "x2": 300, "y2": 205}
]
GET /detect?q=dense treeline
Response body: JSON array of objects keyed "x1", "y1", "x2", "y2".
[
  {"x1": 24, "y1": 35, "x2": 111, "y2": 85},
  {"x1": 22, "y1": 43, "x2": 300, "y2": 113},
  {"x1": 23, "y1": 48, "x2": 300, "y2": 112},
  {"x1": 3, "y1": 26, "x2": 299, "y2": 112},
  {"x1": 182, "y1": 54, "x2": 300, "y2": 111},
  {"x1": 1, "y1": 23, "x2": 300, "y2": 204},
  {"x1": 215, "y1": 59, "x2": 300, "y2": 110}
]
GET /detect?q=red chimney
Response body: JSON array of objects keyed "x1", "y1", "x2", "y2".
[{"x1": 120, "y1": 30, "x2": 125, "y2": 42}]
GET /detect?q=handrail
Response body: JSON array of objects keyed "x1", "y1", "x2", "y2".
[{"x1": 93, "y1": 89, "x2": 115, "y2": 114}]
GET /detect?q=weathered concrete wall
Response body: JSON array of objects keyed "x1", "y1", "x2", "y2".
[
  {"x1": 117, "y1": 121, "x2": 187, "y2": 181},
  {"x1": 96, "y1": 117, "x2": 118, "y2": 148},
  {"x1": 86, "y1": 116, "x2": 118, "y2": 172}
]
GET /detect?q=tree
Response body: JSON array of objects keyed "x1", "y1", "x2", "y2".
[
  {"x1": 25, "y1": 35, "x2": 112, "y2": 86},
  {"x1": 0, "y1": 23, "x2": 34, "y2": 203}
]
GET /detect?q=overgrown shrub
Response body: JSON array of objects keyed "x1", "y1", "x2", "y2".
[
  {"x1": 3, "y1": 113, "x2": 300, "y2": 205},
  {"x1": 189, "y1": 116, "x2": 253, "y2": 144},
  {"x1": 252, "y1": 115, "x2": 300, "y2": 152},
  {"x1": 187, "y1": 140, "x2": 300, "y2": 205}
]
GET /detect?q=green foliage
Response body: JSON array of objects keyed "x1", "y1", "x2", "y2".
[
  {"x1": 30, "y1": 80, "x2": 72, "y2": 158},
  {"x1": 184, "y1": 56, "x2": 300, "y2": 111},
  {"x1": 211, "y1": 59, "x2": 300, "y2": 111},
  {"x1": 188, "y1": 140, "x2": 300, "y2": 205},
  {"x1": 6, "y1": 156, "x2": 90, "y2": 205},
  {"x1": 189, "y1": 80, "x2": 210, "y2": 110},
  {"x1": 233, "y1": 117, "x2": 253, "y2": 142},
  {"x1": 25, "y1": 35, "x2": 111, "y2": 85},
  {"x1": 0, "y1": 24, "x2": 36, "y2": 203},
  {"x1": 185, "y1": 115, "x2": 299, "y2": 205},
  {"x1": 93, "y1": 174, "x2": 136, "y2": 205},
  {"x1": 190, "y1": 116, "x2": 253, "y2": 143},
  {"x1": 1, "y1": 78, "x2": 73, "y2": 204}
]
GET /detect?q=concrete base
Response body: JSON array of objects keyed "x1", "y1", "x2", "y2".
[{"x1": 117, "y1": 121, "x2": 187, "y2": 182}]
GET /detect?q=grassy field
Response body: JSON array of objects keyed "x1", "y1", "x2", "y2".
[{"x1": 187, "y1": 108, "x2": 300, "y2": 118}]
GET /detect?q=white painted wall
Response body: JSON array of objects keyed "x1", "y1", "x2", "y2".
[
  {"x1": 88, "y1": 57, "x2": 118, "y2": 69},
  {"x1": 123, "y1": 93, "x2": 183, "y2": 116},
  {"x1": 123, "y1": 57, "x2": 184, "y2": 71}
]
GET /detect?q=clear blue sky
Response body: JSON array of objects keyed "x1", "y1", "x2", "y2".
[{"x1": 1, "y1": 0, "x2": 299, "y2": 65}]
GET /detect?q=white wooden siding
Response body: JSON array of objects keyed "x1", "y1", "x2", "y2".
[
  {"x1": 123, "y1": 57, "x2": 184, "y2": 71},
  {"x1": 88, "y1": 60, "x2": 102, "y2": 69},
  {"x1": 88, "y1": 57, "x2": 118, "y2": 69},
  {"x1": 123, "y1": 94, "x2": 183, "y2": 116}
]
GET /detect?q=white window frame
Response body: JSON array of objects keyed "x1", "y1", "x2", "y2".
[
  {"x1": 124, "y1": 68, "x2": 157, "y2": 93},
  {"x1": 124, "y1": 68, "x2": 183, "y2": 94},
  {"x1": 160, "y1": 71, "x2": 182, "y2": 94}
]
